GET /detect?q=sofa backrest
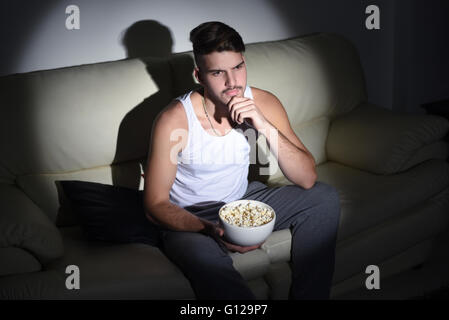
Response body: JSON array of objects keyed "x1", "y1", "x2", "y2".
[
  {"x1": 244, "y1": 33, "x2": 367, "y2": 182},
  {"x1": 0, "y1": 57, "x2": 174, "y2": 223},
  {"x1": 170, "y1": 33, "x2": 367, "y2": 183},
  {"x1": 246, "y1": 33, "x2": 366, "y2": 124},
  {"x1": 0, "y1": 32, "x2": 366, "y2": 222}
]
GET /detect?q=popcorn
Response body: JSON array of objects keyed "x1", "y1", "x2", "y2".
[{"x1": 219, "y1": 201, "x2": 274, "y2": 228}]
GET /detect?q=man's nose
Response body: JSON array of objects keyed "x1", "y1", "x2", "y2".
[{"x1": 225, "y1": 71, "x2": 236, "y2": 87}]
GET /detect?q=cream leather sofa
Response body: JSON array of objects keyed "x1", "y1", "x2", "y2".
[{"x1": 1, "y1": 33, "x2": 448, "y2": 299}]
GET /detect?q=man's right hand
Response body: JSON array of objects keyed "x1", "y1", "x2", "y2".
[{"x1": 201, "y1": 220, "x2": 262, "y2": 254}]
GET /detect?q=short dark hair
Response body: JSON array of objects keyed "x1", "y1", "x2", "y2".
[{"x1": 189, "y1": 21, "x2": 245, "y2": 66}]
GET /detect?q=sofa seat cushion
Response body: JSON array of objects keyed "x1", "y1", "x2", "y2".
[
  {"x1": 260, "y1": 229, "x2": 292, "y2": 264},
  {"x1": 269, "y1": 159, "x2": 449, "y2": 241},
  {"x1": 230, "y1": 249, "x2": 270, "y2": 281},
  {"x1": 319, "y1": 160, "x2": 449, "y2": 240},
  {"x1": 332, "y1": 187, "x2": 449, "y2": 284},
  {"x1": 0, "y1": 184, "x2": 64, "y2": 265},
  {"x1": 50, "y1": 227, "x2": 276, "y2": 298},
  {"x1": 0, "y1": 247, "x2": 41, "y2": 276},
  {"x1": 46, "y1": 227, "x2": 195, "y2": 299}
]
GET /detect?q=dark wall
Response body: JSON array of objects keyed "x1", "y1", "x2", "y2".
[
  {"x1": 1, "y1": 0, "x2": 447, "y2": 114},
  {"x1": 393, "y1": 0, "x2": 449, "y2": 113}
]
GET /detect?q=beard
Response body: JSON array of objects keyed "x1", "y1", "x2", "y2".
[{"x1": 222, "y1": 86, "x2": 244, "y2": 104}]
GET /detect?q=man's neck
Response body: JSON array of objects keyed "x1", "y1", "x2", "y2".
[{"x1": 202, "y1": 90, "x2": 233, "y2": 124}]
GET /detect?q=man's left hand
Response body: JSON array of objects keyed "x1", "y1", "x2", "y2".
[
  {"x1": 206, "y1": 222, "x2": 262, "y2": 253},
  {"x1": 227, "y1": 96, "x2": 269, "y2": 132},
  {"x1": 220, "y1": 239, "x2": 262, "y2": 253}
]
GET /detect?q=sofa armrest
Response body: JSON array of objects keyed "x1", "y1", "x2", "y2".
[
  {"x1": 326, "y1": 103, "x2": 449, "y2": 174},
  {"x1": 0, "y1": 184, "x2": 64, "y2": 265}
]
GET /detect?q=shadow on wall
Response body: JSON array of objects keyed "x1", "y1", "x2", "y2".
[
  {"x1": 111, "y1": 20, "x2": 198, "y2": 189},
  {"x1": 122, "y1": 20, "x2": 174, "y2": 59}
]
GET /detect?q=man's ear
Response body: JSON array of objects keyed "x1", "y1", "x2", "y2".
[{"x1": 193, "y1": 67, "x2": 203, "y2": 84}]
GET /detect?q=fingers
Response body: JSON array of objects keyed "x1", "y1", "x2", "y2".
[
  {"x1": 216, "y1": 227, "x2": 224, "y2": 237},
  {"x1": 235, "y1": 108, "x2": 257, "y2": 124},
  {"x1": 228, "y1": 97, "x2": 253, "y2": 112},
  {"x1": 227, "y1": 96, "x2": 252, "y2": 115},
  {"x1": 201, "y1": 220, "x2": 225, "y2": 239},
  {"x1": 227, "y1": 95, "x2": 249, "y2": 106},
  {"x1": 228, "y1": 98, "x2": 257, "y2": 124},
  {"x1": 211, "y1": 225, "x2": 224, "y2": 238},
  {"x1": 205, "y1": 220, "x2": 262, "y2": 253},
  {"x1": 221, "y1": 240, "x2": 263, "y2": 253}
]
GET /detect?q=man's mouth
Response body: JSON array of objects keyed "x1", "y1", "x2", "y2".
[{"x1": 224, "y1": 88, "x2": 240, "y2": 96}]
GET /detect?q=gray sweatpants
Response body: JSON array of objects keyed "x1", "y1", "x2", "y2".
[{"x1": 160, "y1": 181, "x2": 341, "y2": 300}]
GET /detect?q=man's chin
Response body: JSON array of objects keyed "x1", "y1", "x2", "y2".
[
  {"x1": 223, "y1": 90, "x2": 244, "y2": 104},
  {"x1": 224, "y1": 96, "x2": 240, "y2": 106}
]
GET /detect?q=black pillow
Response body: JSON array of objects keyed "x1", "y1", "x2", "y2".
[{"x1": 59, "y1": 180, "x2": 160, "y2": 246}]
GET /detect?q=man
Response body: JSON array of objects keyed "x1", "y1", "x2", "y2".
[{"x1": 143, "y1": 21, "x2": 340, "y2": 300}]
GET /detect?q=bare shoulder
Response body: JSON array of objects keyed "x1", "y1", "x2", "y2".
[
  {"x1": 251, "y1": 87, "x2": 285, "y2": 115},
  {"x1": 155, "y1": 99, "x2": 188, "y2": 131},
  {"x1": 150, "y1": 99, "x2": 188, "y2": 154}
]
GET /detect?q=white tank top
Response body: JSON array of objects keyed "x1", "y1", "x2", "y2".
[{"x1": 169, "y1": 86, "x2": 253, "y2": 208}]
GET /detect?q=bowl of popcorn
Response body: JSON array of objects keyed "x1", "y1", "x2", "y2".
[{"x1": 219, "y1": 200, "x2": 276, "y2": 247}]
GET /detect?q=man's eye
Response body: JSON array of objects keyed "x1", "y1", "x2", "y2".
[{"x1": 212, "y1": 71, "x2": 222, "y2": 76}]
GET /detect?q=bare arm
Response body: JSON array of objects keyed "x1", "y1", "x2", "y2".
[
  {"x1": 229, "y1": 89, "x2": 317, "y2": 189},
  {"x1": 143, "y1": 102, "x2": 215, "y2": 233},
  {"x1": 260, "y1": 92, "x2": 316, "y2": 188},
  {"x1": 262, "y1": 119, "x2": 317, "y2": 189}
]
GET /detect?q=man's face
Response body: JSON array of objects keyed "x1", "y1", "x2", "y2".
[{"x1": 195, "y1": 51, "x2": 247, "y2": 106}]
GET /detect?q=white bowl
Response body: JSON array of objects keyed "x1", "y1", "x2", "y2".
[{"x1": 218, "y1": 200, "x2": 276, "y2": 247}]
